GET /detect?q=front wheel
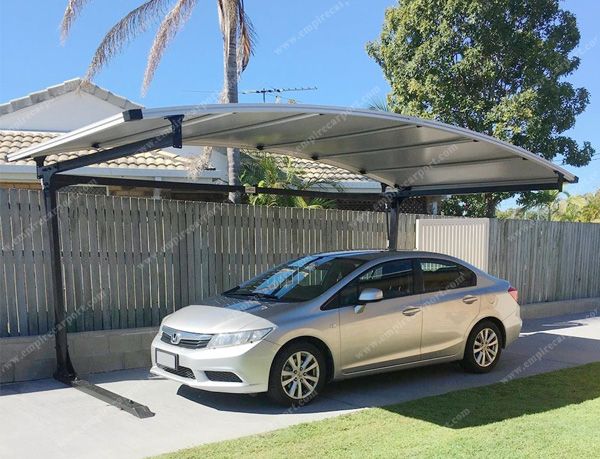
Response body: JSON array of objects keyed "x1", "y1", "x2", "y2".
[
  {"x1": 268, "y1": 342, "x2": 326, "y2": 406},
  {"x1": 462, "y1": 321, "x2": 502, "y2": 373}
]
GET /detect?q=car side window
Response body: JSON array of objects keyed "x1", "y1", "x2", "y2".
[
  {"x1": 337, "y1": 259, "x2": 415, "y2": 307},
  {"x1": 420, "y1": 259, "x2": 477, "y2": 293}
]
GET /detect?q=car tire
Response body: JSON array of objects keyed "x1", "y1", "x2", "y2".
[
  {"x1": 461, "y1": 320, "x2": 503, "y2": 373},
  {"x1": 268, "y1": 341, "x2": 326, "y2": 406}
]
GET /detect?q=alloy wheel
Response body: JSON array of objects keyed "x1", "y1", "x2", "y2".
[
  {"x1": 473, "y1": 327, "x2": 499, "y2": 367},
  {"x1": 280, "y1": 351, "x2": 320, "y2": 400}
]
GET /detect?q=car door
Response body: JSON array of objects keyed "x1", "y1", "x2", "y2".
[
  {"x1": 336, "y1": 259, "x2": 423, "y2": 374},
  {"x1": 417, "y1": 258, "x2": 480, "y2": 360}
]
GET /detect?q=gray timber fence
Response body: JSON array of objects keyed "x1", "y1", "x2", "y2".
[{"x1": 1, "y1": 189, "x2": 599, "y2": 337}]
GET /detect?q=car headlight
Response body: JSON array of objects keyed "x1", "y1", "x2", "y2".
[{"x1": 208, "y1": 328, "x2": 272, "y2": 348}]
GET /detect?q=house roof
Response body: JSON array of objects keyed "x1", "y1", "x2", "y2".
[
  {"x1": 0, "y1": 78, "x2": 141, "y2": 117},
  {"x1": 0, "y1": 130, "x2": 187, "y2": 170},
  {"x1": 0, "y1": 130, "x2": 367, "y2": 182},
  {"x1": 267, "y1": 153, "x2": 370, "y2": 183}
]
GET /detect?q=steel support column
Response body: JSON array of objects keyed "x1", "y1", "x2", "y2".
[
  {"x1": 29, "y1": 115, "x2": 187, "y2": 418},
  {"x1": 37, "y1": 163, "x2": 76, "y2": 383},
  {"x1": 387, "y1": 197, "x2": 403, "y2": 251}
]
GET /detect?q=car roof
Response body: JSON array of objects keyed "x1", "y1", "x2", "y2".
[{"x1": 313, "y1": 249, "x2": 465, "y2": 262}]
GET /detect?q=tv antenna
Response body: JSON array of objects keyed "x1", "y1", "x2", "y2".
[{"x1": 241, "y1": 86, "x2": 317, "y2": 103}]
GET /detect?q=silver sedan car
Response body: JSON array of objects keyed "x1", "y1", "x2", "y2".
[{"x1": 151, "y1": 250, "x2": 522, "y2": 405}]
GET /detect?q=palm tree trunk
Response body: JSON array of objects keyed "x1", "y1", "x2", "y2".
[{"x1": 223, "y1": 22, "x2": 242, "y2": 203}]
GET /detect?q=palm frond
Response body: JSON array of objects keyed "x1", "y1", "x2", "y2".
[
  {"x1": 60, "y1": 0, "x2": 92, "y2": 43},
  {"x1": 142, "y1": 0, "x2": 197, "y2": 95},
  {"x1": 85, "y1": 0, "x2": 172, "y2": 82},
  {"x1": 217, "y1": 0, "x2": 255, "y2": 76},
  {"x1": 216, "y1": 0, "x2": 226, "y2": 34},
  {"x1": 368, "y1": 97, "x2": 389, "y2": 111},
  {"x1": 186, "y1": 146, "x2": 212, "y2": 179},
  {"x1": 236, "y1": 1, "x2": 256, "y2": 75},
  {"x1": 240, "y1": 151, "x2": 340, "y2": 209}
]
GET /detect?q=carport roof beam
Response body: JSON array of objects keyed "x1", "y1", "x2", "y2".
[
  {"x1": 367, "y1": 155, "x2": 519, "y2": 173},
  {"x1": 262, "y1": 123, "x2": 419, "y2": 149},
  {"x1": 320, "y1": 137, "x2": 474, "y2": 159},
  {"x1": 185, "y1": 112, "x2": 321, "y2": 142}
]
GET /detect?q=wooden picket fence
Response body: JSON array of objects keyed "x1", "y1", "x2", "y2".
[
  {"x1": 0, "y1": 189, "x2": 389, "y2": 337},
  {"x1": 1, "y1": 189, "x2": 599, "y2": 337},
  {"x1": 488, "y1": 219, "x2": 600, "y2": 304}
]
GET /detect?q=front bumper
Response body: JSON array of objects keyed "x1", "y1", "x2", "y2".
[{"x1": 150, "y1": 333, "x2": 280, "y2": 394}]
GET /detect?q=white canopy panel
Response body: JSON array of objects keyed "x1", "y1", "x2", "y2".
[{"x1": 9, "y1": 104, "x2": 576, "y2": 192}]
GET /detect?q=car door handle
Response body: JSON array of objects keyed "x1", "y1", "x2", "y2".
[
  {"x1": 462, "y1": 295, "x2": 478, "y2": 304},
  {"x1": 402, "y1": 307, "x2": 421, "y2": 316}
]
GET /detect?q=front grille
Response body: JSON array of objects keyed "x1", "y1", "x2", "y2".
[
  {"x1": 159, "y1": 364, "x2": 195, "y2": 379},
  {"x1": 160, "y1": 326, "x2": 213, "y2": 349},
  {"x1": 205, "y1": 371, "x2": 243, "y2": 383}
]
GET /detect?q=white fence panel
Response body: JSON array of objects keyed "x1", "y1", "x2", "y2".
[{"x1": 416, "y1": 218, "x2": 489, "y2": 271}]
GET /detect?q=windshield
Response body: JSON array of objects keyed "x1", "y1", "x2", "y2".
[{"x1": 224, "y1": 255, "x2": 366, "y2": 302}]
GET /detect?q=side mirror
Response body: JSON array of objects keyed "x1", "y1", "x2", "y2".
[
  {"x1": 354, "y1": 288, "x2": 383, "y2": 314},
  {"x1": 358, "y1": 288, "x2": 384, "y2": 303}
]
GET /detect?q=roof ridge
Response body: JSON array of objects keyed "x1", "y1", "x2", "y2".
[
  {"x1": 0, "y1": 78, "x2": 142, "y2": 116},
  {"x1": 0, "y1": 129, "x2": 59, "y2": 136}
]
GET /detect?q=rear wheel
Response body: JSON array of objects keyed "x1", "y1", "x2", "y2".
[
  {"x1": 462, "y1": 321, "x2": 502, "y2": 373},
  {"x1": 268, "y1": 342, "x2": 326, "y2": 406}
]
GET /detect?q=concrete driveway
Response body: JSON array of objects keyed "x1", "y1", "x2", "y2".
[{"x1": 1, "y1": 310, "x2": 599, "y2": 459}]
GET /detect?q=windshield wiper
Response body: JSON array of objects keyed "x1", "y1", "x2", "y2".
[
  {"x1": 224, "y1": 290, "x2": 280, "y2": 301},
  {"x1": 251, "y1": 292, "x2": 280, "y2": 300}
]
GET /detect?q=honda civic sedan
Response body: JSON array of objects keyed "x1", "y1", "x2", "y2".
[{"x1": 151, "y1": 250, "x2": 521, "y2": 405}]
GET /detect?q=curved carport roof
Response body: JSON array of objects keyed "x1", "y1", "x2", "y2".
[{"x1": 9, "y1": 104, "x2": 577, "y2": 194}]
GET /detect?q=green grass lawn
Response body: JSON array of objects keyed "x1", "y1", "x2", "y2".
[{"x1": 156, "y1": 363, "x2": 600, "y2": 458}]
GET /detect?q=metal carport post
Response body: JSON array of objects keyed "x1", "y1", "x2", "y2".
[{"x1": 31, "y1": 115, "x2": 184, "y2": 417}]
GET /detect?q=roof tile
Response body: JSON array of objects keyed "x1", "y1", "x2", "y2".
[
  {"x1": 1, "y1": 130, "x2": 370, "y2": 182},
  {"x1": 267, "y1": 153, "x2": 369, "y2": 183},
  {"x1": 0, "y1": 130, "x2": 190, "y2": 171}
]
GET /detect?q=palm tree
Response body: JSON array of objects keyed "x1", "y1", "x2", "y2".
[
  {"x1": 240, "y1": 152, "x2": 341, "y2": 209},
  {"x1": 580, "y1": 191, "x2": 600, "y2": 223},
  {"x1": 516, "y1": 190, "x2": 570, "y2": 221},
  {"x1": 60, "y1": 0, "x2": 255, "y2": 203}
]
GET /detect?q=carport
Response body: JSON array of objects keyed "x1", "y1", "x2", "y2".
[{"x1": 9, "y1": 103, "x2": 577, "y2": 417}]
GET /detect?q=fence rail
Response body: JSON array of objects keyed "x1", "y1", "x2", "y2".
[{"x1": 1, "y1": 189, "x2": 599, "y2": 337}]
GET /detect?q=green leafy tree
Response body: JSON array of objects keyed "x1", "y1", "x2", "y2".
[
  {"x1": 515, "y1": 189, "x2": 569, "y2": 220},
  {"x1": 367, "y1": 0, "x2": 594, "y2": 217},
  {"x1": 517, "y1": 187, "x2": 577, "y2": 216},
  {"x1": 553, "y1": 191, "x2": 600, "y2": 222},
  {"x1": 240, "y1": 152, "x2": 341, "y2": 209},
  {"x1": 497, "y1": 188, "x2": 600, "y2": 222},
  {"x1": 580, "y1": 190, "x2": 600, "y2": 222}
]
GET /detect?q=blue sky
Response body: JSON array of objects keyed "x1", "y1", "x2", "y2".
[{"x1": 0, "y1": 0, "x2": 598, "y2": 199}]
